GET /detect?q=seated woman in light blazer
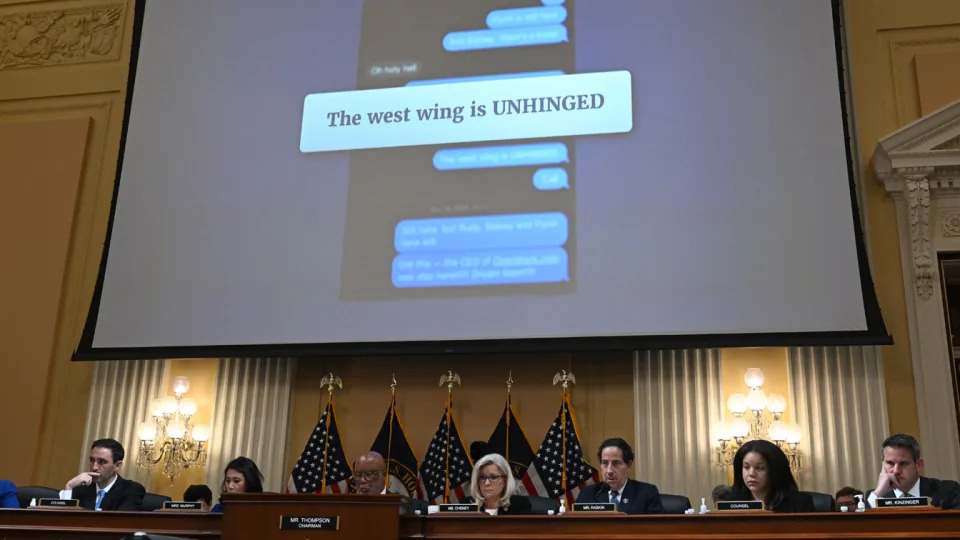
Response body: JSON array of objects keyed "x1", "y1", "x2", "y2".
[{"x1": 464, "y1": 453, "x2": 532, "y2": 515}]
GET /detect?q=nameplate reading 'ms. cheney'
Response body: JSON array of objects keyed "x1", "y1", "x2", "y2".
[
  {"x1": 438, "y1": 504, "x2": 479, "y2": 513},
  {"x1": 875, "y1": 497, "x2": 930, "y2": 508},
  {"x1": 39, "y1": 498, "x2": 79, "y2": 507},
  {"x1": 573, "y1": 502, "x2": 617, "y2": 512},
  {"x1": 716, "y1": 500, "x2": 764, "y2": 511},
  {"x1": 162, "y1": 501, "x2": 203, "y2": 510},
  {"x1": 280, "y1": 516, "x2": 339, "y2": 531}
]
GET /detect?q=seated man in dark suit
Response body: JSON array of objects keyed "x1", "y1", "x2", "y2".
[
  {"x1": 575, "y1": 437, "x2": 663, "y2": 514},
  {"x1": 867, "y1": 433, "x2": 960, "y2": 510},
  {"x1": 60, "y1": 438, "x2": 145, "y2": 511}
]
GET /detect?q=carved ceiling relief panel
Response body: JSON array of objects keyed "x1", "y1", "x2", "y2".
[
  {"x1": 0, "y1": 3, "x2": 124, "y2": 69},
  {"x1": 940, "y1": 209, "x2": 960, "y2": 238}
]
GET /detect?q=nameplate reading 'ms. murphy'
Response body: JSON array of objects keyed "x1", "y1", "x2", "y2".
[
  {"x1": 438, "y1": 504, "x2": 479, "y2": 513},
  {"x1": 162, "y1": 501, "x2": 203, "y2": 510},
  {"x1": 573, "y1": 502, "x2": 617, "y2": 512},
  {"x1": 280, "y1": 516, "x2": 339, "y2": 531},
  {"x1": 39, "y1": 498, "x2": 79, "y2": 507},
  {"x1": 716, "y1": 500, "x2": 764, "y2": 511},
  {"x1": 875, "y1": 497, "x2": 930, "y2": 508}
]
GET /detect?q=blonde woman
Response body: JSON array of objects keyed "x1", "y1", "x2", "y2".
[{"x1": 466, "y1": 453, "x2": 532, "y2": 515}]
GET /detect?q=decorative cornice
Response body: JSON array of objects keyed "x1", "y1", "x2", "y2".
[
  {"x1": 0, "y1": 3, "x2": 124, "y2": 69},
  {"x1": 936, "y1": 136, "x2": 960, "y2": 151}
]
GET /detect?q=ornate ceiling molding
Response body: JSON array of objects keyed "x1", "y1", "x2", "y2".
[
  {"x1": 875, "y1": 97, "x2": 960, "y2": 301},
  {"x1": 0, "y1": 3, "x2": 125, "y2": 69}
]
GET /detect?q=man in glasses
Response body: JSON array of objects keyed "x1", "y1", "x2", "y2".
[{"x1": 352, "y1": 451, "x2": 390, "y2": 494}]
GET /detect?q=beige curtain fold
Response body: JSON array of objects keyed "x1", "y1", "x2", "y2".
[
  {"x1": 787, "y1": 346, "x2": 889, "y2": 495},
  {"x1": 204, "y1": 358, "x2": 294, "y2": 493},
  {"x1": 632, "y1": 349, "x2": 725, "y2": 504}
]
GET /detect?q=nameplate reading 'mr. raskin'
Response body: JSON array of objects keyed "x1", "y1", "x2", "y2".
[
  {"x1": 573, "y1": 502, "x2": 617, "y2": 512},
  {"x1": 280, "y1": 516, "x2": 339, "y2": 531},
  {"x1": 716, "y1": 500, "x2": 764, "y2": 511},
  {"x1": 438, "y1": 504, "x2": 480, "y2": 513},
  {"x1": 39, "y1": 498, "x2": 79, "y2": 507},
  {"x1": 876, "y1": 496, "x2": 930, "y2": 508},
  {"x1": 162, "y1": 501, "x2": 203, "y2": 510}
]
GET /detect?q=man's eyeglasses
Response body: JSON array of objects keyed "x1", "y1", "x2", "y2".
[
  {"x1": 478, "y1": 475, "x2": 505, "y2": 484},
  {"x1": 351, "y1": 471, "x2": 383, "y2": 482}
]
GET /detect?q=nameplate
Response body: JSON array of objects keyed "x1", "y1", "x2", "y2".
[
  {"x1": 438, "y1": 504, "x2": 479, "y2": 513},
  {"x1": 716, "y1": 500, "x2": 764, "y2": 511},
  {"x1": 875, "y1": 496, "x2": 930, "y2": 508},
  {"x1": 39, "y1": 498, "x2": 79, "y2": 507},
  {"x1": 280, "y1": 515, "x2": 339, "y2": 531},
  {"x1": 162, "y1": 501, "x2": 203, "y2": 510},
  {"x1": 573, "y1": 502, "x2": 617, "y2": 512}
]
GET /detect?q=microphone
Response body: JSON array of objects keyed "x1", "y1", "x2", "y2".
[{"x1": 595, "y1": 482, "x2": 611, "y2": 503}]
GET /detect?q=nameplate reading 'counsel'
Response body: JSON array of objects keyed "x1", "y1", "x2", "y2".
[
  {"x1": 39, "y1": 498, "x2": 79, "y2": 507},
  {"x1": 438, "y1": 504, "x2": 480, "y2": 513},
  {"x1": 875, "y1": 497, "x2": 930, "y2": 508},
  {"x1": 162, "y1": 501, "x2": 203, "y2": 510},
  {"x1": 573, "y1": 502, "x2": 617, "y2": 512},
  {"x1": 716, "y1": 500, "x2": 765, "y2": 511},
  {"x1": 280, "y1": 515, "x2": 339, "y2": 531}
]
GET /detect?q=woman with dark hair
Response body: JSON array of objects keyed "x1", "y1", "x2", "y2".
[
  {"x1": 210, "y1": 456, "x2": 265, "y2": 512},
  {"x1": 730, "y1": 440, "x2": 814, "y2": 513}
]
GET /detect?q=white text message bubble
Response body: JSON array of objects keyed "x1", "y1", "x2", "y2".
[{"x1": 300, "y1": 71, "x2": 632, "y2": 153}]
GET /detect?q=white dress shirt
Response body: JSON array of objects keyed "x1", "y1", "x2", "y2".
[
  {"x1": 60, "y1": 474, "x2": 118, "y2": 509},
  {"x1": 867, "y1": 478, "x2": 920, "y2": 508}
]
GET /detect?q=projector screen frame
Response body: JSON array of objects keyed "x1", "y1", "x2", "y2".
[{"x1": 73, "y1": 0, "x2": 891, "y2": 361}]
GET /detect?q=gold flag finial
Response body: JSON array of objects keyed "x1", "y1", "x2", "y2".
[
  {"x1": 506, "y1": 371, "x2": 514, "y2": 393},
  {"x1": 390, "y1": 373, "x2": 398, "y2": 395},
  {"x1": 320, "y1": 373, "x2": 343, "y2": 397},
  {"x1": 552, "y1": 370, "x2": 576, "y2": 393},
  {"x1": 439, "y1": 371, "x2": 461, "y2": 393}
]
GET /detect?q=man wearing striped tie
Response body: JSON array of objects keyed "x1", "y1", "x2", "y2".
[{"x1": 60, "y1": 438, "x2": 145, "y2": 511}]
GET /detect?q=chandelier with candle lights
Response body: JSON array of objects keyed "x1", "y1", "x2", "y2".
[
  {"x1": 136, "y1": 376, "x2": 211, "y2": 483},
  {"x1": 714, "y1": 368, "x2": 804, "y2": 474}
]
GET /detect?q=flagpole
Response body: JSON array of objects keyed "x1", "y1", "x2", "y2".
[
  {"x1": 505, "y1": 371, "x2": 513, "y2": 470},
  {"x1": 319, "y1": 373, "x2": 342, "y2": 493},
  {"x1": 552, "y1": 370, "x2": 576, "y2": 502},
  {"x1": 386, "y1": 374, "x2": 397, "y2": 493},
  {"x1": 439, "y1": 371, "x2": 461, "y2": 504}
]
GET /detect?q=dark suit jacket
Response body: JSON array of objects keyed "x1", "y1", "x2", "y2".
[
  {"x1": 72, "y1": 475, "x2": 145, "y2": 511},
  {"x1": 880, "y1": 476, "x2": 960, "y2": 510},
  {"x1": 770, "y1": 490, "x2": 816, "y2": 513},
  {"x1": 462, "y1": 495, "x2": 533, "y2": 515},
  {"x1": 575, "y1": 479, "x2": 663, "y2": 515}
]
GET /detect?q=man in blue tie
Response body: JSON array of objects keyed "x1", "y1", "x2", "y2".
[
  {"x1": 60, "y1": 438, "x2": 145, "y2": 511},
  {"x1": 574, "y1": 438, "x2": 663, "y2": 514}
]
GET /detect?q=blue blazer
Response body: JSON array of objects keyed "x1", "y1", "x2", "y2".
[{"x1": 0, "y1": 479, "x2": 18, "y2": 509}]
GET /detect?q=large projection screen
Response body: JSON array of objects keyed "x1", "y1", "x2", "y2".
[{"x1": 76, "y1": 0, "x2": 889, "y2": 359}]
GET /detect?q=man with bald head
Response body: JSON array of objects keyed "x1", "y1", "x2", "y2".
[{"x1": 353, "y1": 451, "x2": 389, "y2": 494}]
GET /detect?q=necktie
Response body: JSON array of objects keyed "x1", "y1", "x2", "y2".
[
  {"x1": 95, "y1": 489, "x2": 105, "y2": 510},
  {"x1": 610, "y1": 491, "x2": 620, "y2": 506}
]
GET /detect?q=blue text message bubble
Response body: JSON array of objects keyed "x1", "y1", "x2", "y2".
[
  {"x1": 395, "y1": 213, "x2": 568, "y2": 253},
  {"x1": 487, "y1": 6, "x2": 567, "y2": 28},
  {"x1": 433, "y1": 143, "x2": 568, "y2": 171},
  {"x1": 533, "y1": 168, "x2": 570, "y2": 190},
  {"x1": 406, "y1": 70, "x2": 564, "y2": 87},
  {"x1": 392, "y1": 247, "x2": 568, "y2": 288},
  {"x1": 541, "y1": 0, "x2": 565, "y2": 5},
  {"x1": 443, "y1": 25, "x2": 568, "y2": 52}
]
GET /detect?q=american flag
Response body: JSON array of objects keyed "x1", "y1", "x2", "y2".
[
  {"x1": 287, "y1": 399, "x2": 352, "y2": 494},
  {"x1": 520, "y1": 395, "x2": 599, "y2": 506},
  {"x1": 416, "y1": 398, "x2": 472, "y2": 504}
]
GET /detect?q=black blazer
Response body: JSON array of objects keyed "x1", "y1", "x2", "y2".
[
  {"x1": 72, "y1": 475, "x2": 146, "y2": 511},
  {"x1": 770, "y1": 490, "x2": 816, "y2": 513},
  {"x1": 880, "y1": 476, "x2": 960, "y2": 510},
  {"x1": 575, "y1": 479, "x2": 663, "y2": 515},
  {"x1": 462, "y1": 495, "x2": 533, "y2": 515}
]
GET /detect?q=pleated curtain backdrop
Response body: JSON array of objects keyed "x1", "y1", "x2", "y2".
[
  {"x1": 79, "y1": 359, "x2": 168, "y2": 489},
  {"x1": 632, "y1": 349, "x2": 725, "y2": 504},
  {"x1": 205, "y1": 358, "x2": 295, "y2": 493},
  {"x1": 787, "y1": 346, "x2": 889, "y2": 495}
]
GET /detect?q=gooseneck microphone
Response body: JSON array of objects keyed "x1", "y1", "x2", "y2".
[{"x1": 595, "y1": 482, "x2": 611, "y2": 503}]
